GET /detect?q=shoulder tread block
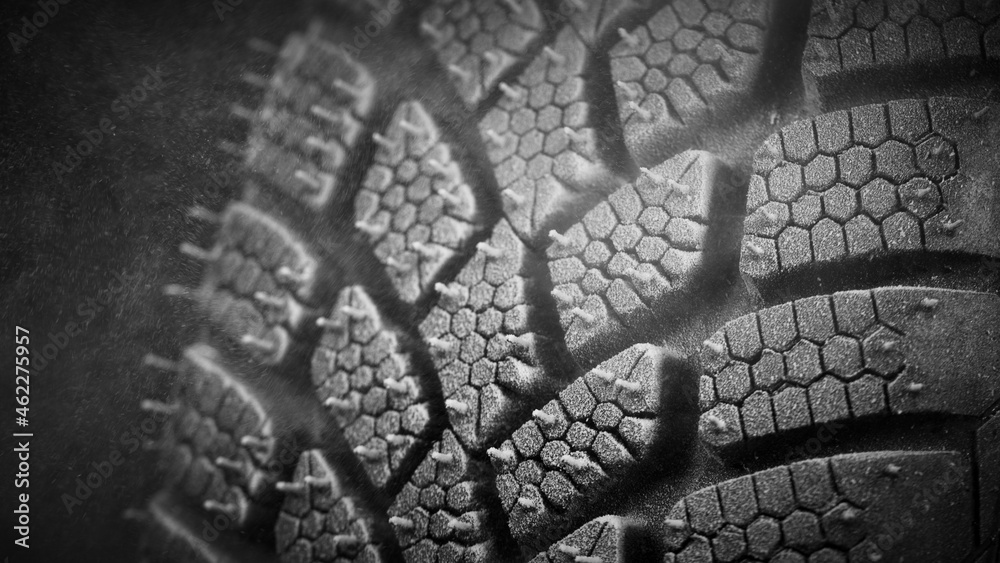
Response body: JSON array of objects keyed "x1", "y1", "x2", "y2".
[
  {"x1": 245, "y1": 22, "x2": 376, "y2": 210},
  {"x1": 311, "y1": 285, "x2": 436, "y2": 490},
  {"x1": 804, "y1": 0, "x2": 1000, "y2": 101},
  {"x1": 138, "y1": 493, "x2": 269, "y2": 563},
  {"x1": 160, "y1": 344, "x2": 287, "y2": 531},
  {"x1": 419, "y1": 0, "x2": 546, "y2": 109},
  {"x1": 275, "y1": 450, "x2": 389, "y2": 563},
  {"x1": 356, "y1": 100, "x2": 485, "y2": 305},
  {"x1": 610, "y1": 0, "x2": 776, "y2": 165},
  {"x1": 419, "y1": 219, "x2": 567, "y2": 451},
  {"x1": 479, "y1": 26, "x2": 615, "y2": 241},
  {"x1": 492, "y1": 344, "x2": 666, "y2": 550},
  {"x1": 192, "y1": 202, "x2": 323, "y2": 364},
  {"x1": 742, "y1": 97, "x2": 1000, "y2": 283},
  {"x1": 662, "y1": 451, "x2": 975, "y2": 562},
  {"x1": 699, "y1": 287, "x2": 1000, "y2": 448},
  {"x1": 388, "y1": 430, "x2": 514, "y2": 562},
  {"x1": 546, "y1": 149, "x2": 730, "y2": 364}
]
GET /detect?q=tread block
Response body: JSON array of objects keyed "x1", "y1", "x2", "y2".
[
  {"x1": 742, "y1": 97, "x2": 1000, "y2": 283},
  {"x1": 419, "y1": 219, "x2": 562, "y2": 451},
  {"x1": 699, "y1": 287, "x2": 1000, "y2": 448},
  {"x1": 216, "y1": 203, "x2": 320, "y2": 300},
  {"x1": 529, "y1": 515, "x2": 630, "y2": 563},
  {"x1": 197, "y1": 202, "x2": 321, "y2": 363},
  {"x1": 803, "y1": 0, "x2": 1000, "y2": 101},
  {"x1": 566, "y1": 0, "x2": 653, "y2": 48},
  {"x1": 245, "y1": 22, "x2": 375, "y2": 209},
  {"x1": 311, "y1": 285, "x2": 434, "y2": 490},
  {"x1": 275, "y1": 450, "x2": 386, "y2": 563},
  {"x1": 161, "y1": 345, "x2": 287, "y2": 531},
  {"x1": 388, "y1": 430, "x2": 510, "y2": 563},
  {"x1": 610, "y1": 0, "x2": 775, "y2": 165},
  {"x1": 546, "y1": 150, "x2": 728, "y2": 363},
  {"x1": 491, "y1": 344, "x2": 666, "y2": 550},
  {"x1": 138, "y1": 493, "x2": 268, "y2": 563},
  {"x1": 479, "y1": 26, "x2": 611, "y2": 241},
  {"x1": 356, "y1": 100, "x2": 484, "y2": 305},
  {"x1": 662, "y1": 451, "x2": 975, "y2": 562},
  {"x1": 420, "y1": 0, "x2": 546, "y2": 109}
]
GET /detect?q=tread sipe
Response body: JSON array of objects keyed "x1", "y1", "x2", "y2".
[{"x1": 133, "y1": 2, "x2": 1000, "y2": 562}]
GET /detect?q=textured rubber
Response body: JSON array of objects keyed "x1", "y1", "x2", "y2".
[
  {"x1": 355, "y1": 100, "x2": 486, "y2": 305},
  {"x1": 611, "y1": 0, "x2": 781, "y2": 165},
  {"x1": 132, "y1": 2, "x2": 1000, "y2": 562},
  {"x1": 420, "y1": 0, "x2": 547, "y2": 109},
  {"x1": 529, "y1": 515, "x2": 633, "y2": 563},
  {"x1": 546, "y1": 149, "x2": 740, "y2": 364},
  {"x1": 803, "y1": 0, "x2": 1000, "y2": 107},
  {"x1": 478, "y1": 23, "x2": 624, "y2": 243},
  {"x1": 492, "y1": 344, "x2": 668, "y2": 550},
  {"x1": 662, "y1": 451, "x2": 976, "y2": 562},
  {"x1": 742, "y1": 97, "x2": 1000, "y2": 287},
  {"x1": 155, "y1": 344, "x2": 287, "y2": 532},
  {"x1": 135, "y1": 492, "x2": 272, "y2": 563},
  {"x1": 311, "y1": 285, "x2": 439, "y2": 491},
  {"x1": 700, "y1": 287, "x2": 1000, "y2": 449},
  {"x1": 275, "y1": 449, "x2": 394, "y2": 562},
  {"x1": 243, "y1": 21, "x2": 376, "y2": 211}
]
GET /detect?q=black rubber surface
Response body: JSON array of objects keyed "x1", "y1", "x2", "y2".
[{"x1": 130, "y1": 1, "x2": 1000, "y2": 561}]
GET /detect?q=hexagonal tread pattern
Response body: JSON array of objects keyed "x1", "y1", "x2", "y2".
[
  {"x1": 275, "y1": 450, "x2": 387, "y2": 563},
  {"x1": 491, "y1": 344, "x2": 666, "y2": 550},
  {"x1": 311, "y1": 285, "x2": 435, "y2": 490},
  {"x1": 529, "y1": 515, "x2": 629, "y2": 563},
  {"x1": 564, "y1": 0, "x2": 654, "y2": 48},
  {"x1": 742, "y1": 97, "x2": 1000, "y2": 282},
  {"x1": 355, "y1": 100, "x2": 484, "y2": 305},
  {"x1": 192, "y1": 202, "x2": 322, "y2": 363},
  {"x1": 479, "y1": 26, "x2": 613, "y2": 241},
  {"x1": 244, "y1": 21, "x2": 376, "y2": 210},
  {"x1": 611, "y1": 0, "x2": 775, "y2": 165},
  {"x1": 547, "y1": 150, "x2": 729, "y2": 363},
  {"x1": 159, "y1": 344, "x2": 285, "y2": 531},
  {"x1": 420, "y1": 0, "x2": 546, "y2": 109},
  {"x1": 803, "y1": 0, "x2": 1000, "y2": 101},
  {"x1": 662, "y1": 451, "x2": 975, "y2": 562},
  {"x1": 699, "y1": 287, "x2": 1000, "y2": 449},
  {"x1": 419, "y1": 219, "x2": 563, "y2": 451},
  {"x1": 388, "y1": 430, "x2": 514, "y2": 563}
]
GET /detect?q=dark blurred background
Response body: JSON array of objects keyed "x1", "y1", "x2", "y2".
[{"x1": 0, "y1": 0, "x2": 325, "y2": 559}]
